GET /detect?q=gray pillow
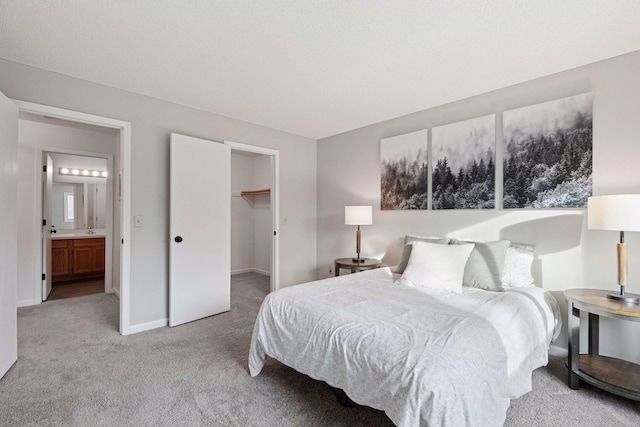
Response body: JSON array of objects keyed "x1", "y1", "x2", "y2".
[
  {"x1": 395, "y1": 235, "x2": 451, "y2": 274},
  {"x1": 450, "y1": 239, "x2": 510, "y2": 291}
]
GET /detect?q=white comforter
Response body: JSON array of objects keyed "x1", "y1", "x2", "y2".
[{"x1": 249, "y1": 268, "x2": 558, "y2": 427}]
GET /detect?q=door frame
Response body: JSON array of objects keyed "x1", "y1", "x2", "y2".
[
  {"x1": 224, "y1": 140, "x2": 280, "y2": 292},
  {"x1": 13, "y1": 99, "x2": 133, "y2": 335},
  {"x1": 42, "y1": 153, "x2": 53, "y2": 300},
  {"x1": 38, "y1": 147, "x2": 114, "y2": 298}
]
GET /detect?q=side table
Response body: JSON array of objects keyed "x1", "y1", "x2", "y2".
[
  {"x1": 334, "y1": 258, "x2": 381, "y2": 277},
  {"x1": 565, "y1": 288, "x2": 640, "y2": 400}
]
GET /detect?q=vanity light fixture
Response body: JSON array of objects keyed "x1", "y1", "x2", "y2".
[{"x1": 58, "y1": 168, "x2": 108, "y2": 178}]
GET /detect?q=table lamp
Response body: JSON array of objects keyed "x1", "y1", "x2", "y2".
[
  {"x1": 345, "y1": 206, "x2": 372, "y2": 263},
  {"x1": 588, "y1": 194, "x2": 640, "y2": 303}
]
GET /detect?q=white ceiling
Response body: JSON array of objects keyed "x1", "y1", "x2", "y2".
[{"x1": 1, "y1": 1, "x2": 640, "y2": 140}]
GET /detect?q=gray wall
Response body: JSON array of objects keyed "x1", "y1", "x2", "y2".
[
  {"x1": 0, "y1": 59, "x2": 317, "y2": 329},
  {"x1": 317, "y1": 51, "x2": 640, "y2": 361}
]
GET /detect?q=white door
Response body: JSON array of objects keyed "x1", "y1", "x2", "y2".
[
  {"x1": 42, "y1": 154, "x2": 53, "y2": 301},
  {"x1": 0, "y1": 90, "x2": 18, "y2": 379},
  {"x1": 169, "y1": 133, "x2": 231, "y2": 327}
]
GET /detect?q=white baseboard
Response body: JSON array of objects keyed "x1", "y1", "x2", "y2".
[
  {"x1": 17, "y1": 299, "x2": 38, "y2": 308},
  {"x1": 109, "y1": 287, "x2": 121, "y2": 298},
  {"x1": 253, "y1": 268, "x2": 270, "y2": 276},
  {"x1": 128, "y1": 318, "x2": 168, "y2": 334},
  {"x1": 549, "y1": 344, "x2": 568, "y2": 357},
  {"x1": 231, "y1": 268, "x2": 270, "y2": 276}
]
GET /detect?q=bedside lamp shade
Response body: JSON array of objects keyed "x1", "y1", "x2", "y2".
[
  {"x1": 588, "y1": 195, "x2": 640, "y2": 303},
  {"x1": 345, "y1": 206, "x2": 373, "y2": 226},
  {"x1": 345, "y1": 206, "x2": 372, "y2": 263},
  {"x1": 588, "y1": 195, "x2": 640, "y2": 232}
]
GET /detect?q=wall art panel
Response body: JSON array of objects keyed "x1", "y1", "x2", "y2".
[
  {"x1": 432, "y1": 115, "x2": 495, "y2": 209},
  {"x1": 503, "y1": 93, "x2": 593, "y2": 208},
  {"x1": 380, "y1": 129, "x2": 428, "y2": 210}
]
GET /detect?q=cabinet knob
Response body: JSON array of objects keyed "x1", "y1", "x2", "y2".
[{"x1": 174, "y1": 236, "x2": 183, "y2": 243}]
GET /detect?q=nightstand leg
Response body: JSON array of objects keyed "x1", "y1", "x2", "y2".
[
  {"x1": 588, "y1": 313, "x2": 599, "y2": 355},
  {"x1": 567, "y1": 302, "x2": 580, "y2": 389},
  {"x1": 335, "y1": 264, "x2": 339, "y2": 277}
]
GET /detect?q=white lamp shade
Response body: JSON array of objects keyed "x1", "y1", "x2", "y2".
[
  {"x1": 588, "y1": 195, "x2": 640, "y2": 232},
  {"x1": 345, "y1": 206, "x2": 372, "y2": 226}
]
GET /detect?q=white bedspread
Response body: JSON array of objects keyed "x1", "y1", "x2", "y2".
[{"x1": 249, "y1": 268, "x2": 557, "y2": 427}]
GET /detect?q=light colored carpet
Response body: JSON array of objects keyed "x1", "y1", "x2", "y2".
[{"x1": 1, "y1": 273, "x2": 638, "y2": 426}]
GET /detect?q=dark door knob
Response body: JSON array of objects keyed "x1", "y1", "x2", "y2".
[{"x1": 174, "y1": 236, "x2": 183, "y2": 243}]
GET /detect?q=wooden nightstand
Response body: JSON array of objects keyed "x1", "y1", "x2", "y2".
[
  {"x1": 565, "y1": 288, "x2": 640, "y2": 400},
  {"x1": 334, "y1": 258, "x2": 381, "y2": 277}
]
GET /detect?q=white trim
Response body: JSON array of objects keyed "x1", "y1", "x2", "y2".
[
  {"x1": 253, "y1": 268, "x2": 270, "y2": 276},
  {"x1": 13, "y1": 99, "x2": 132, "y2": 335},
  {"x1": 16, "y1": 299, "x2": 36, "y2": 308},
  {"x1": 128, "y1": 318, "x2": 168, "y2": 335},
  {"x1": 224, "y1": 140, "x2": 280, "y2": 292},
  {"x1": 549, "y1": 344, "x2": 568, "y2": 357},
  {"x1": 231, "y1": 268, "x2": 270, "y2": 276},
  {"x1": 109, "y1": 287, "x2": 121, "y2": 299}
]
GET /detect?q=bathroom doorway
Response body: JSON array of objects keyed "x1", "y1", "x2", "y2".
[
  {"x1": 44, "y1": 152, "x2": 110, "y2": 301},
  {"x1": 14, "y1": 99, "x2": 132, "y2": 335}
]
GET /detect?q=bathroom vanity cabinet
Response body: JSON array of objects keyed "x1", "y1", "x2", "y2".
[{"x1": 52, "y1": 237, "x2": 105, "y2": 282}]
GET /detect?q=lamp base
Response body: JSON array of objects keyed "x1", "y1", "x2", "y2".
[
  {"x1": 352, "y1": 258, "x2": 365, "y2": 263},
  {"x1": 607, "y1": 292, "x2": 640, "y2": 304}
]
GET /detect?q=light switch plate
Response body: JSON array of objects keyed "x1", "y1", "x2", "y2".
[{"x1": 134, "y1": 215, "x2": 143, "y2": 228}]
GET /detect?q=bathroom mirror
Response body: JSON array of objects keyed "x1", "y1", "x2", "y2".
[{"x1": 52, "y1": 182, "x2": 106, "y2": 230}]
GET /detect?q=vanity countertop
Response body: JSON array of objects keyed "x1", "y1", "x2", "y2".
[{"x1": 51, "y1": 229, "x2": 106, "y2": 240}]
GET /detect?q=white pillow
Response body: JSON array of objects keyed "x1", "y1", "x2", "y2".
[
  {"x1": 502, "y1": 244, "x2": 535, "y2": 288},
  {"x1": 394, "y1": 236, "x2": 451, "y2": 274},
  {"x1": 399, "y1": 241, "x2": 474, "y2": 293}
]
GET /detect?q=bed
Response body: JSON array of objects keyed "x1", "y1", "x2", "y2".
[{"x1": 249, "y1": 240, "x2": 561, "y2": 427}]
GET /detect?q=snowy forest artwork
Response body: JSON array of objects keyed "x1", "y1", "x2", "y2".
[
  {"x1": 432, "y1": 115, "x2": 495, "y2": 209},
  {"x1": 381, "y1": 129, "x2": 428, "y2": 210},
  {"x1": 503, "y1": 93, "x2": 593, "y2": 208}
]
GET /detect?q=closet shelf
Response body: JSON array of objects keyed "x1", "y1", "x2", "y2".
[{"x1": 241, "y1": 188, "x2": 270, "y2": 196}]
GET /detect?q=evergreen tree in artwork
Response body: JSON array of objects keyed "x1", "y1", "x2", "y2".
[
  {"x1": 381, "y1": 141, "x2": 428, "y2": 210},
  {"x1": 432, "y1": 151, "x2": 495, "y2": 209},
  {"x1": 503, "y1": 94, "x2": 593, "y2": 208},
  {"x1": 432, "y1": 115, "x2": 496, "y2": 209}
]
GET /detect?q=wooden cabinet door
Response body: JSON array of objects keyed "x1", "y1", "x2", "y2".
[
  {"x1": 51, "y1": 240, "x2": 71, "y2": 277},
  {"x1": 91, "y1": 244, "x2": 105, "y2": 273},
  {"x1": 73, "y1": 246, "x2": 93, "y2": 274},
  {"x1": 72, "y1": 238, "x2": 105, "y2": 274}
]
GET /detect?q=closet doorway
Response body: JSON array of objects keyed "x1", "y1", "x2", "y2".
[{"x1": 225, "y1": 141, "x2": 279, "y2": 292}]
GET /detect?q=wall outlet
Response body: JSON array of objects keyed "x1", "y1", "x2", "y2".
[
  {"x1": 329, "y1": 267, "x2": 333, "y2": 275},
  {"x1": 134, "y1": 215, "x2": 143, "y2": 228}
]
